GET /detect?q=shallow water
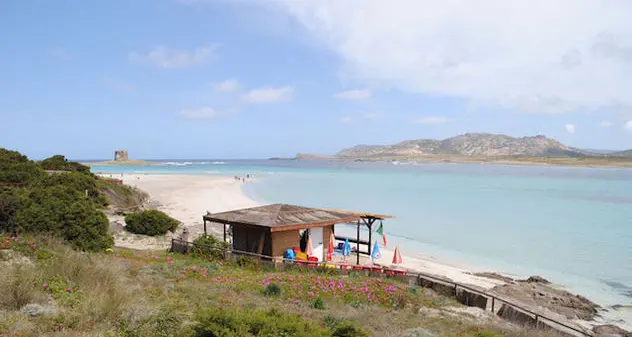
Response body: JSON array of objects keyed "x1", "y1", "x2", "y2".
[{"x1": 92, "y1": 160, "x2": 632, "y2": 324}]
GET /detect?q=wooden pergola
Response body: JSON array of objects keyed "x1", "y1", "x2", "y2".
[{"x1": 202, "y1": 203, "x2": 393, "y2": 264}]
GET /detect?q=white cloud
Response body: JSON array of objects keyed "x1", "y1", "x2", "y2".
[
  {"x1": 625, "y1": 120, "x2": 632, "y2": 132},
  {"x1": 599, "y1": 120, "x2": 613, "y2": 128},
  {"x1": 49, "y1": 47, "x2": 70, "y2": 60},
  {"x1": 129, "y1": 45, "x2": 217, "y2": 69},
  {"x1": 213, "y1": 79, "x2": 239, "y2": 92},
  {"x1": 273, "y1": 1, "x2": 632, "y2": 114},
  {"x1": 179, "y1": 107, "x2": 218, "y2": 119},
  {"x1": 565, "y1": 124, "x2": 576, "y2": 134},
  {"x1": 412, "y1": 116, "x2": 451, "y2": 125},
  {"x1": 244, "y1": 86, "x2": 294, "y2": 103},
  {"x1": 333, "y1": 89, "x2": 371, "y2": 100},
  {"x1": 339, "y1": 116, "x2": 352, "y2": 123}
]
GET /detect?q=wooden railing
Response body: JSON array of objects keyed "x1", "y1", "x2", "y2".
[{"x1": 170, "y1": 238, "x2": 593, "y2": 337}]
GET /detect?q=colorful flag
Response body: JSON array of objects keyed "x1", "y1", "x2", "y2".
[
  {"x1": 342, "y1": 238, "x2": 351, "y2": 256},
  {"x1": 376, "y1": 222, "x2": 387, "y2": 247},
  {"x1": 306, "y1": 235, "x2": 314, "y2": 257},
  {"x1": 371, "y1": 240, "x2": 381, "y2": 261},
  {"x1": 327, "y1": 232, "x2": 335, "y2": 262},
  {"x1": 392, "y1": 245, "x2": 403, "y2": 265}
]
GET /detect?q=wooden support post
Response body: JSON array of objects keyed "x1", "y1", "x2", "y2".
[
  {"x1": 356, "y1": 220, "x2": 360, "y2": 265},
  {"x1": 366, "y1": 218, "x2": 375, "y2": 256},
  {"x1": 491, "y1": 297, "x2": 495, "y2": 312},
  {"x1": 203, "y1": 218, "x2": 207, "y2": 236},
  {"x1": 223, "y1": 223, "x2": 227, "y2": 243},
  {"x1": 256, "y1": 231, "x2": 266, "y2": 263}
]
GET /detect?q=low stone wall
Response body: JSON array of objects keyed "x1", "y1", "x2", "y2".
[{"x1": 456, "y1": 288, "x2": 489, "y2": 310}]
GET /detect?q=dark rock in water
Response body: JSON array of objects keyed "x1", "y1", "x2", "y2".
[
  {"x1": 612, "y1": 304, "x2": 632, "y2": 311},
  {"x1": 520, "y1": 275, "x2": 551, "y2": 284},
  {"x1": 592, "y1": 324, "x2": 632, "y2": 337}
]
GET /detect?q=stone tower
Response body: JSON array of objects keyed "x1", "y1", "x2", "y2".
[{"x1": 114, "y1": 150, "x2": 129, "y2": 161}]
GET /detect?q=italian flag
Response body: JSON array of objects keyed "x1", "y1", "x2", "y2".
[{"x1": 376, "y1": 222, "x2": 387, "y2": 247}]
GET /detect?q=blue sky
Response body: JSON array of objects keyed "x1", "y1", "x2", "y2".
[{"x1": 1, "y1": 0, "x2": 632, "y2": 160}]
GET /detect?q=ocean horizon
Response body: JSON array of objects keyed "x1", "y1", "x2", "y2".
[{"x1": 91, "y1": 159, "x2": 632, "y2": 327}]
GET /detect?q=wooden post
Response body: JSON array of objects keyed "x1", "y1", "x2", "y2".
[
  {"x1": 223, "y1": 223, "x2": 227, "y2": 243},
  {"x1": 203, "y1": 218, "x2": 207, "y2": 235},
  {"x1": 366, "y1": 218, "x2": 375, "y2": 256},
  {"x1": 491, "y1": 297, "x2": 495, "y2": 312},
  {"x1": 256, "y1": 230, "x2": 266, "y2": 263},
  {"x1": 356, "y1": 220, "x2": 360, "y2": 265}
]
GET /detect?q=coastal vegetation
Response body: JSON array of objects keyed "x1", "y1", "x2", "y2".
[
  {"x1": 0, "y1": 235, "x2": 566, "y2": 337},
  {"x1": 0, "y1": 148, "x2": 143, "y2": 251},
  {"x1": 124, "y1": 210, "x2": 179, "y2": 236}
]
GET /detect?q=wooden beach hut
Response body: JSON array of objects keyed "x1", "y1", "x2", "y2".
[{"x1": 202, "y1": 203, "x2": 392, "y2": 264}]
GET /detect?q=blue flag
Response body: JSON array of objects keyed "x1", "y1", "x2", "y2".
[
  {"x1": 342, "y1": 238, "x2": 351, "y2": 256},
  {"x1": 371, "y1": 240, "x2": 381, "y2": 261}
]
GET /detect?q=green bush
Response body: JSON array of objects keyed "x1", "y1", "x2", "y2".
[
  {"x1": 323, "y1": 315, "x2": 368, "y2": 337},
  {"x1": 12, "y1": 187, "x2": 113, "y2": 251},
  {"x1": 193, "y1": 308, "x2": 330, "y2": 337},
  {"x1": 311, "y1": 297, "x2": 326, "y2": 310},
  {"x1": 330, "y1": 322, "x2": 369, "y2": 337},
  {"x1": 0, "y1": 149, "x2": 46, "y2": 185},
  {"x1": 191, "y1": 235, "x2": 228, "y2": 260},
  {"x1": 125, "y1": 210, "x2": 179, "y2": 236},
  {"x1": 1, "y1": 148, "x2": 115, "y2": 251},
  {"x1": 262, "y1": 283, "x2": 281, "y2": 297},
  {"x1": 39, "y1": 155, "x2": 91, "y2": 175}
]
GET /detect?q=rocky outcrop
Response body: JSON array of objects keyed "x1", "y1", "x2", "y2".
[
  {"x1": 490, "y1": 276, "x2": 600, "y2": 320},
  {"x1": 593, "y1": 324, "x2": 632, "y2": 337},
  {"x1": 335, "y1": 133, "x2": 588, "y2": 158}
]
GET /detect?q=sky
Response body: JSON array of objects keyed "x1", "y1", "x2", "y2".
[{"x1": 1, "y1": 0, "x2": 632, "y2": 160}]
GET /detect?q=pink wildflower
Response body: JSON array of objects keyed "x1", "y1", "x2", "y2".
[
  {"x1": 42, "y1": 283, "x2": 48, "y2": 288},
  {"x1": 66, "y1": 287, "x2": 71, "y2": 292}
]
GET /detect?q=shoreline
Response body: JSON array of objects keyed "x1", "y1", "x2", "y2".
[
  {"x1": 102, "y1": 173, "x2": 631, "y2": 332},
  {"x1": 103, "y1": 173, "x2": 504, "y2": 290}
]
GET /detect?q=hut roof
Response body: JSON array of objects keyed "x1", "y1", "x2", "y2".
[{"x1": 203, "y1": 203, "x2": 392, "y2": 232}]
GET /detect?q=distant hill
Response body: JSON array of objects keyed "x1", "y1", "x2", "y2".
[
  {"x1": 583, "y1": 149, "x2": 618, "y2": 155},
  {"x1": 335, "y1": 133, "x2": 588, "y2": 159},
  {"x1": 612, "y1": 149, "x2": 632, "y2": 157}
]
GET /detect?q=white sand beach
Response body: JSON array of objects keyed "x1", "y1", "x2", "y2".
[{"x1": 105, "y1": 173, "x2": 504, "y2": 290}]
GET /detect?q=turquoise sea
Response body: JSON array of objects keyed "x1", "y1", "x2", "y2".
[{"x1": 91, "y1": 160, "x2": 632, "y2": 324}]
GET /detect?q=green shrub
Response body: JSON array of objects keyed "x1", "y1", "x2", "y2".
[
  {"x1": 39, "y1": 155, "x2": 91, "y2": 175},
  {"x1": 11, "y1": 187, "x2": 113, "y2": 251},
  {"x1": 323, "y1": 315, "x2": 343, "y2": 329},
  {"x1": 330, "y1": 322, "x2": 369, "y2": 337},
  {"x1": 191, "y1": 235, "x2": 228, "y2": 260},
  {"x1": 311, "y1": 297, "x2": 326, "y2": 310},
  {"x1": 193, "y1": 307, "x2": 330, "y2": 337},
  {"x1": 0, "y1": 149, "x2": 46, "y2": 185},
  {"x1": 236, "y1": 255, "x2": 258, "y2": 268},
  {"x1": 262, "y1": 283, "x2": 281, "y2": 297},
  {"x1": 323, "y1": 315, "x2": 368, "y2": 337},
  {"x1": 36, "y1": 172, "x2": 102, "y2": 205},
  {"x1": 125, "y1": 210, "x2": 179, "y2": 236}
]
